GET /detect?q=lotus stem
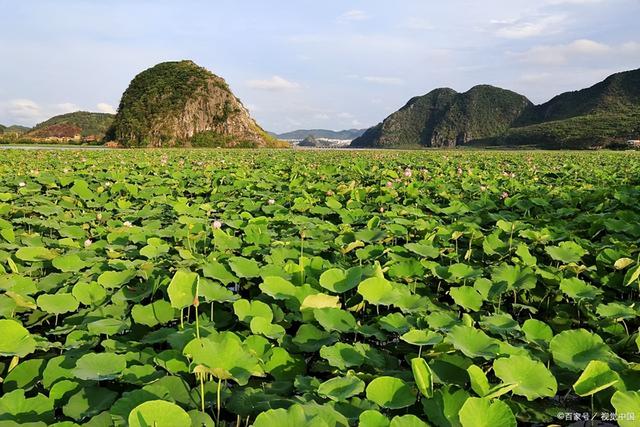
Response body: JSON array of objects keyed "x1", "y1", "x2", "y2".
[{"x1": 216, "y1": 377, "x2": 222, "y2": 424}]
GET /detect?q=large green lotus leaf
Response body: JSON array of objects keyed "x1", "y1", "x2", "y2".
[
  {"x1": 596, "y1": 302, "x2": 637, "y2": 320},
  {"x1": 87, "y1": 318, "x2": 128, "y2": 336},
  {"x1": 0, "y1": 319, "x2": 36, "y2": 357},
  {"x1": 549, "y1": 329, "x2": 622, "y2": 371},
  {"x1": 467, "y1": 365, "x2": 490, "y2": 397},
  {"x1": 521, "y1": 319, "x2": 553, "y2": 346},
  {"x1": 97, "y1": 270, "x2": 136, "y2": 289},
  {"x1": 493, "y1": 355, "x2": 557, "y2": 400},
  {"x1": 2, "y1": 358, "x2": 46, "y2": 392},
  {"x1": 131, "y1": 300, "x2": 176, "y2": 327},
  {"x1": 72, "y1": 281, "x2": 106, "y2": 306},
  {"x1": 446, "y1": 325, "x2": 500, "y2": 360},
  {"x1": 450, "y1": 286, "x2": 484, "y2": 312},
  {"x1": 404, "y1": 242, "x2": 440, "y2": 259},
  {"x1": 252, "y1": 405, "x2": 308, "y2": 427},
  {"x1": 259, "y1": 276, "x2": 299, "y2": 301},
  {"x1": 366, "y1": 376, "x2": 416, "y2": 409},
  {"x1": 412, "y1": 357, "x2": 434, "y2": 398},
  {"x1": 318, "y1": 375, "x2": 366, "y2": 402},
  {"x1": 233, "y1": 299, "x2": 273, "y2": 323},
  {"x1": 49, "y1": 379, "x2": 81, "y2": 404},
  {"x1": 611, "y1": 391, "x2": 640, "y2": 427},
  {"x1": 458, "y1": 397, "x2": 516, "y2": 427},
  {"x1": 228, "y1": 256, "x2": 260, "y2": 278},
  {"x1": 198, "y1": 278, "x2": 238, "y2": 303},
  {"x1": 73, "y1": 352, "x2": 127, "y2": 381},
  {"x1": 357, "y1": 277, "x2": 397, "y2": 306},
  {"x1": 154, "y1": 350, "x2": 190, "y2": 375},
  {"x1": 188, "y1": 410, "x2": 215, "y2": 427},
  {"x1": 573, "y1": 360, "x2": 621, "y2": 396},
  {"x1": 545, "y1": 241, "x2": 587, "y2": 264},
  {"x1": 109, "y1": 388, "x2": 170, "y2": 426},
  {"x1": 291, "y1": 324, "x2": 337, "y2": 352},
  {"x1": 313, "y1": 308, "x2": 357, "y2": 333},
  {"x1": 560, "y1": 277, "x2": 602, "y2": 300},
  {"x1": 359, "y1": 410, "x2": 390, "y2": 427},
  {"x1": 447, "y1": 263, "x2": 482, "y2": 281},
  {"x1": 202, "y1": 260, "x2": 237, "y2": 285},
  {"x1": 401, "y1": 329, "x2": 443, "y2": 346},
  {"x1": 479, "y1": 314, "x2": 520, "y2": 335},
  {"x1": 491, "y1": 264, "x2": 536, "y2": 291},
  {"x1": 182, "y1": 332, "x2": 264, "y2": 385},
  {"x1": 319, "y1": 267, "x2": 362, "y2": 293},
  {"x1": 250, "y1": 317, "x2": 286, "y2": 340},
  {"x1": 37, "y1": 293, "x2": 79, "y2": 314},
  {"x1": 15, "y1": 246, "x2": 56, "y2": 262},
  {"x1": 320, "y1": 343, "x2": 365, "y2": 370},
  {"x1": 52, "y1": 254, "x2": 88, "y2": 272},
  {"x1": 300, "y1": 293, "x2": 340, "y2": 310},
  {"x1": 128, "y1": 400, "x2": 191, "y2": 427},
  {"x1": 264, "y1": 347, "x2": 306, "y2": 381},
  {"x1": 167, "y1": 270, "x2": 198, "y2": 309},
  {"x1": 0, "y1": 389, "x2": 54, "y2": 424},
  {"x1": 62, "y1": 386, "x2": 118, "y2": 421},
  {"x1": 390, "y1": 415, "x2": 429, "y2": 427},
  {"x1": 254, "y1": 402, "x2": 349, "y2": 427},
  {"x1": 70, "y1": 179, "x2": 95, "y2": 200}
]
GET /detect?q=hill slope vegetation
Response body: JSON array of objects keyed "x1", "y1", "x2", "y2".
[
  {"x1": 353, "y1": 68, "x2": 640, "y2": 149},
  {"x1": 108, "y1": 60, "x2": 282, "y2": 148}
]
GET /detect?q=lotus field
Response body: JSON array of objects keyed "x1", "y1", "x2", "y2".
[{"x1": 2, "y1": 149, "x2": 640, "y2": 426}]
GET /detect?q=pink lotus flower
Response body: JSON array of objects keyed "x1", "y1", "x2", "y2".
[
  {"x1": 379, "y1": 207, "x2": 385, "y2": 213},
  {"x1": 267, "y1": 199, "x2": 275, "y2": 205},
  {"x1": 18, "y1": 182, "x2": 26, "y2": 187},
  {"x1": 123, "y1": 221, "x2": 132, "y2": 227},
  {"x1": 386, "y1": 181, "x2": 393, "y2": 188},
  {"x1": 404, "y1": 168, "x2": 412, "y2": 178},
  {"x1": 480, "y1": 185, "x2": 487, "y2": 192},
  {"x1": 212, "y1": 220, "x2": 222, "y2": 230},
  {"x1": 84, "y1": 239, "x2": 92, "y2": 248},
  {"x1": 501, "y1": 191, "x2": 509, "y2": 200}
]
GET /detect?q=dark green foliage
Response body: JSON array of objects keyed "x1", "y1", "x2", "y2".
[
  {"x1": 354, "y1": 68, "x2": 640, "y2": 149},
  {"x1": 190, "y1": 131, "x2": 258, "y2": 148},
  {"x1": 487, "y1": 112, "x2": 640, "y2": 149},
  {"x1": 517, "y1": 68, "x2": 640, "y2": 125},
  {"x1": 110, "y1": 60, "x2": 229, "y2": 146},
  {"x1": 352, "y1": 86, "x2": 531, "y2": 148}
]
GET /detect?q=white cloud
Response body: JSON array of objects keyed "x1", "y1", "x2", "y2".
[
  {"x1": 55, "y1": 102, "x2": 80, "y2": 114},
  {"x1": 338, "y1": 10, "x2": 369, "y2": 23},
  {"x1": 96, "y1": 102, "x2": 117, "y2": 114},
  {"x1": 3, "y1": 99, "x2": 42, "y2": 121},
  {"x1": 493, "y1": 15, "x2": 566, "y2": 39},
  {"x1": 363, "y1": 76, "x2": 405, "y2": 85},
  {"x1": 516, "y1": 39, "x2": 612, "y2": 64},
  {"x1": 247, "y1": 76, "x2": 301, "y2": 91}
]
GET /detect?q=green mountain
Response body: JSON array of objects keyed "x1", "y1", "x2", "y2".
[
  {"x1": 352, "y1": 86, "x2": 532, "y2": 148},
  {"x1": 4, "y1": 125, "x2": 30, "y2": 134},
  {"x1": 353, "y1": 68, "x2": 640, "y2": 149},
  {"x1": 277, "y1": 129, "x2": 366, "y2": 140},
  {"x1": 108, "y1": 60, "x2": 283, "y2": 148},
  {"x1": 26, "y1": 112, "x2": 114, "y2": 141},
  {"x1": 0, "y1": 124, "x2": 5, "y2": 134}
]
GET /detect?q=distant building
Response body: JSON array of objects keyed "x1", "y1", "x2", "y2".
[{"x1": 627, "y1": 140, "x2": 640, "y2": 148}]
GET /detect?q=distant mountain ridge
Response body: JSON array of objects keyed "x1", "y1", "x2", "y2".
[
  {"x1": 277, "y1": 128, "x2": 366, "y2": 140},
  {"x1": 352, "y1": 68, "x2": 640, "y2": 149},
  {"x1": 27, "y1": 112, "x2": 114, "y2": 141}
]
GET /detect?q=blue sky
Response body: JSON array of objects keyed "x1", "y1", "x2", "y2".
[{"x1": 0, "y1": 0, "x2": 638, "y2": 133}]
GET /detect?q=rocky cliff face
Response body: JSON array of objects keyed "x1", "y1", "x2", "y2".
[
  {"x1": 352, "y1": 86, "x2": 532, "y2": 148},
  {"x1": 109, "y1": 60, "x2": 278, "y2": 147}
]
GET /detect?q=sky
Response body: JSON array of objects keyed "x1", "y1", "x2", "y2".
[{"x1": 0, "y1": 0, "x2": 639, "y2": 133}]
